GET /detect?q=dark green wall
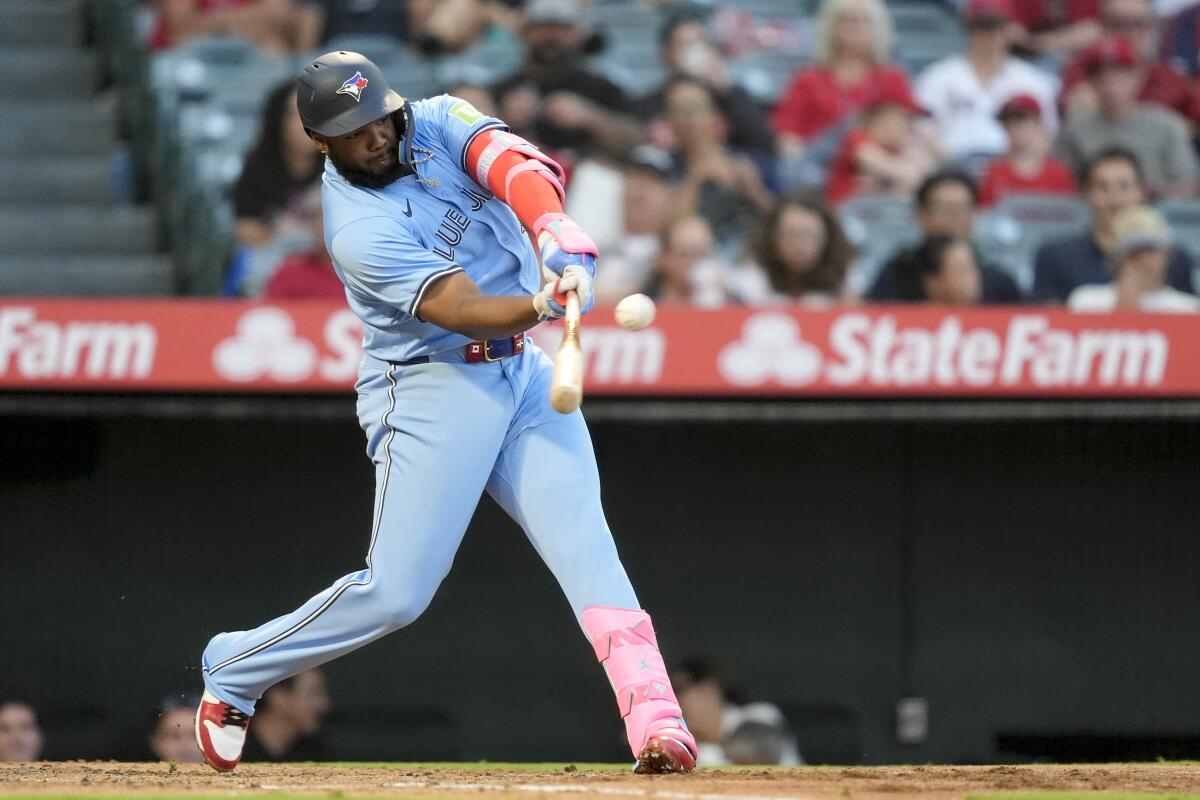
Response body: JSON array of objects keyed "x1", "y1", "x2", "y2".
[{"x1": 1, "y1": 408, "x2": 1197, "y2": 763}]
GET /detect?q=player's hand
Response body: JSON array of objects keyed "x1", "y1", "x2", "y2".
[
  {"x1": 533, "y1": 265, "x2": 594, "y2": 320},
  {"x1": 535, "y1": 214, "x2": 598, "y2": 278}
]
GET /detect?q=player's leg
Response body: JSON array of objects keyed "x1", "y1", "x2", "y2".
[
  {"x1": 485, "y1": 347, "x2": 696, "y2": 773},
  {"x1": 197, "y1": 360, "x2": 512, "y2": 768}
]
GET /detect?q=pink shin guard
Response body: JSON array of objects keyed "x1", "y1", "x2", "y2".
[{"x1": 581, "y1": 606, "x2": 696, "y2": 759}]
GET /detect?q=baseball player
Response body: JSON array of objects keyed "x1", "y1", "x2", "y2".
[{"x1": 193, "y1": 51, "x2": 697, "y2": 775}]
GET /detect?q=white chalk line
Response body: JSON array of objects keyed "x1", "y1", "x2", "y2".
[{"x1": 261, "y1": 778, "x2": 810, "y2": 800}]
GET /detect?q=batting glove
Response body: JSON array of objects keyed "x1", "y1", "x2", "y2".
[
  {"x1": 532, "y1": 264, "x2": 594, "y2": 320},
  {"x1": 534, "y1": 213, "x2": 598, "y2": 278}
]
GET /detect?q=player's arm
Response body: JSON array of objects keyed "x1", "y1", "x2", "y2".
[
  {"x1": 418, "y1": 270, "x2": 587, "y2": 340},
  {"x1": 464, "y1": 130, "x2": 598, "y2": 288}
]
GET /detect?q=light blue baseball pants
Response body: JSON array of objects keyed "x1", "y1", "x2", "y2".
[{"x1": 201, "y1": 342, "x2": 639, "y2": 714}]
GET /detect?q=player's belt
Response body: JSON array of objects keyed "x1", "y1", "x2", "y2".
[
  {"x1": 465, "y1": 333, "x2": 525, "y2": 363},
  {"x1": 391, "y1": 333, "x2": 525, "y2": 367}
]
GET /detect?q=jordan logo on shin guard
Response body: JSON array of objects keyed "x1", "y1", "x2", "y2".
[{"x1": 581, "y1": 606, "x2": 697, "y2": 774}]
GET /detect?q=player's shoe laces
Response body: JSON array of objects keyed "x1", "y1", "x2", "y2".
[
  {"x1": 195, "y1": 691, "x2": 250, "y2": 772},
  {"x1": 635, "y1": 720, "x2": 697, "y2": 775}
]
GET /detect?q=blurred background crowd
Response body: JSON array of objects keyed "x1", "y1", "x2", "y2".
[
  {"x1": 1, "y1": 661, "x2": 803, "y2": 766},
  {"x1": 11, "y1": 0, "x2": 1200, "y2": 313}
]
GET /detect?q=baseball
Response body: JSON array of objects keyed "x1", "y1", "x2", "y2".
[{"x1": 614, "y1": 293, "x2": 657, "y2": 331}]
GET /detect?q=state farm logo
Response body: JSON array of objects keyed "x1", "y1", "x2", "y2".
[
  {"x1": 718, "y1": 313, "x2": 823, "y2": 386},
  {"x1": 0, "y1": 306, "x2": 157, "y2": 380},
  {"x1": 717, "y1": 311, "x2": 1169, "y2": 389},
  {"x1": 529, "y1": 324, "x2": 665, "y2": 384},
  {"x1": 213, "y1": 307, "x2": 318, "y2": 382},
  {"x1": 211, "y1": 307, "x2": 366, "y2": 384}
]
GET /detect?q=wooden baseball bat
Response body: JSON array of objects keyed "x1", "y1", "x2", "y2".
[{"x1": 550, "y1": 290, "x2": 583, "y2": 413}]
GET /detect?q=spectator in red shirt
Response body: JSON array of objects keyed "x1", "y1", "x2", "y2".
[
  {"x1": 980, "y1": 94, "x2": 1077, "y2": 205},
  {"x1": 262, "y1": 187, "x2": 344, "y2": 300},
  {"x1": 150, "y1": 0, "x2": 321, "y2": 52},
  {"x1": 1060, "y1": 0, "x2": 1199, "y2": 126},
  {"x1": 770, "y1": 0, "x2": 912, "y2": 156},
  {"x1": 826, "y1": 87, "x2": 941, "y2": 205},
  {"x1": 1011, "y1": 0, "x2": 1103, "y2": 56}
]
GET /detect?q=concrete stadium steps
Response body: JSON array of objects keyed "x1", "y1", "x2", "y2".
[
  {"x1": 0, "y1": 0, "x2": 84, "y2": 48},
  {"x1": 0, "y1": 49, "x2": 99, "y2": 100},
  {"x1": 0, "y1": 102, "x2": 119, "y2": 157},
  {"x1": 3, "y1": 158, "x2": 122, "y2": 204},
  {"x1": 0, "y1": 205, "x2": 158, "y2": 255},
  {"x1": 0, "y1": 255, "x2": 175, "y2": 296}
]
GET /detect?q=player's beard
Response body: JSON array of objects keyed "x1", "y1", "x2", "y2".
[{"x1": 329, "y1": 149, "x2": 411, "y2": 190}]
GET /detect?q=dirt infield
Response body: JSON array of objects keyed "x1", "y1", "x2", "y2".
[{"x1": 2, "y1": 762, "x2": 1199, "y2": 800}]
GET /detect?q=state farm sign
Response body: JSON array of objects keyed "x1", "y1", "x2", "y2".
[
  {"x1": 716, "y1": 312, "x2": 1167, "y2": 389},
  {"x1": 0, "y1": 299, "x2": 1196, "y2": 397}
]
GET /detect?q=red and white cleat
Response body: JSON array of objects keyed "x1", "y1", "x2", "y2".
[
  {"x1": 635, "y1": 728, "x2": 697, "y2": 774},
  {"x1": 194, "y1": 691, "x2": 250, "y2": 772}
]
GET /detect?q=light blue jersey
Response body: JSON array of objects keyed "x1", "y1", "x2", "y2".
[
  {"x1": 200, "y1": 96, "x2": 643, "y2": 719},
  {"x1": 322, "y1": 95, "x2": 544, "y2": 362}
]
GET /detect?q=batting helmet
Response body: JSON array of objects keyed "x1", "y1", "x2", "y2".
[{"x1": 296, "y1": 51, "x2": 406, "y2": 138}]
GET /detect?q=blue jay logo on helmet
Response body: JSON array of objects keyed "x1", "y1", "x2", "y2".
[{"x1": 336, "y1": 71, "x2": 369, "y2": 101}]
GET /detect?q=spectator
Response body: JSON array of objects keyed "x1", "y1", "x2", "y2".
[
  {"x1": 263, "y1": 186, "x2": 345, "y2": 299},
  {"x1": 227, "y1": 82, "x2": 325, "y2": 295},
  {"x1": 639, "y1": 11, "x2": 776, "y2": 158},
  {"x1": 148, "y1": 694, "x2": 203, "y2": 763},
  {"x1": 671, "y1": 658, "x2": 801, "y2": 767},
  {"x1": 644, "y1": 216, "x2": 731, "y2": 307},
  {"x1": 1034, "y1": 147, "x2": 1196, "y2": 299},
  {"x1": 1161, "y1": 0, "x2": 1200, "y2": 76},
  {"x1": 770, "y1": 0, "x2": 911, "y2": 155},
  {"x1": 915, "y1": 0, "x2": 1059, "y2": 161},
  {"x1": 741, "y1": 193, "x2": 856, "y2": 304},
  {"x1": 1055, "y1": 36, "x2": 1199, "y2": 197},
  {"x1": 0, "y1": 698, "x2": 43, "y2": 762},
  {"x1": 150, "y1": 0, "x2": 321, "y2": 52},
  {"x1": 664, "y1": 77, "x2": 775, "y2": 247},
  {"x1": 307, "y1": 0, "x2": 408, "y2": 44},
  {"x1": 980, "y1": 94, "x2": 1077, "y2": 205},
  {"x1": 825, "y1": 87, "x2": 940, "y2": 205},
  {"x1": 1011, "y1": 0, "x2": 1103, "y2": 58},
  {"x1": 235, "y1": 82, "x2": 324, "y2": 248},
  {"x1": 444, "y1": 80, "x2": 499, "y2": 119},
  {"x1": 913, "y1": 234, "x2": 985, "y2": 304},
  {"x1": 578, "y1": 145, "x2": 674, "y2": 305},
  {"x1": 409, "y1": 0, "x2": 501, "y2": 55},
  {"x1": 240, "y1": 669, "x2": 331, "y2": 762},
  {"x1": 492, "y1": 0, "x2": 642, "y2": 163},
  {"x1": 1060, "y1": 0, "x2": 1199, "y2": 125},
  {"x1": 1069, "y1": 205, "x2": 1200, "y2": 310},
  {"x1": 866, "y1": 169, "x2": 1023, "y2": 302}
]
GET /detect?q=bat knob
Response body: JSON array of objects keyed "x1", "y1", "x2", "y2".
[{"x1": 551, "y1": 384, "x2": 582, "y2": 414}]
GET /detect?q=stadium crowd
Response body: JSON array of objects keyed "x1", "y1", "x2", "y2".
[{"x1": 139, "y1": 0, "x2": 1200, "y2": 312}]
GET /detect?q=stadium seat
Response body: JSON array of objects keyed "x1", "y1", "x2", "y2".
[
  {"x1": 889, "y1": 1, "x2": 964, "y2": 75},
  {"x1": 837, "y1": 195, "x2": 923, "y2": 290},
  {"x1": 0, "y1": 48, "x2": 97, "y2": 99},
  {"x1": 730, "y1": 50, "x2": 809, "y2": 103},
  {"x1": 1156, "y1": 198, "x2": 1200, "y2": 260},
  {"x1": 151, "y1": 36, "x2": 293, "y2": 104},
  {"x1": 322, "y1": 33, "x2": 407, "y2": 68},
  {"x1": 0, "y1": 0, "x2": 83, "y2": 47},
  {"x1": 0, "y1": 255, "x2": 175, "y2": 296},
  {"x1": 976, "y1": 193, "x2": 1091, "y2": 291},
  {"x1": 0, "y1": 205, "x2": 158, "y2": 255}
]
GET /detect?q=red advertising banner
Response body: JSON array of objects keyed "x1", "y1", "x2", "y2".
[{"x1": 0, "y1": 299, "x2": 1197, "y2": 396}]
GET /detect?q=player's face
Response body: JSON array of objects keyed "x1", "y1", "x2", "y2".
[{"x1": 323, "y1": 115, "x2": 406, "y2": 190}]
